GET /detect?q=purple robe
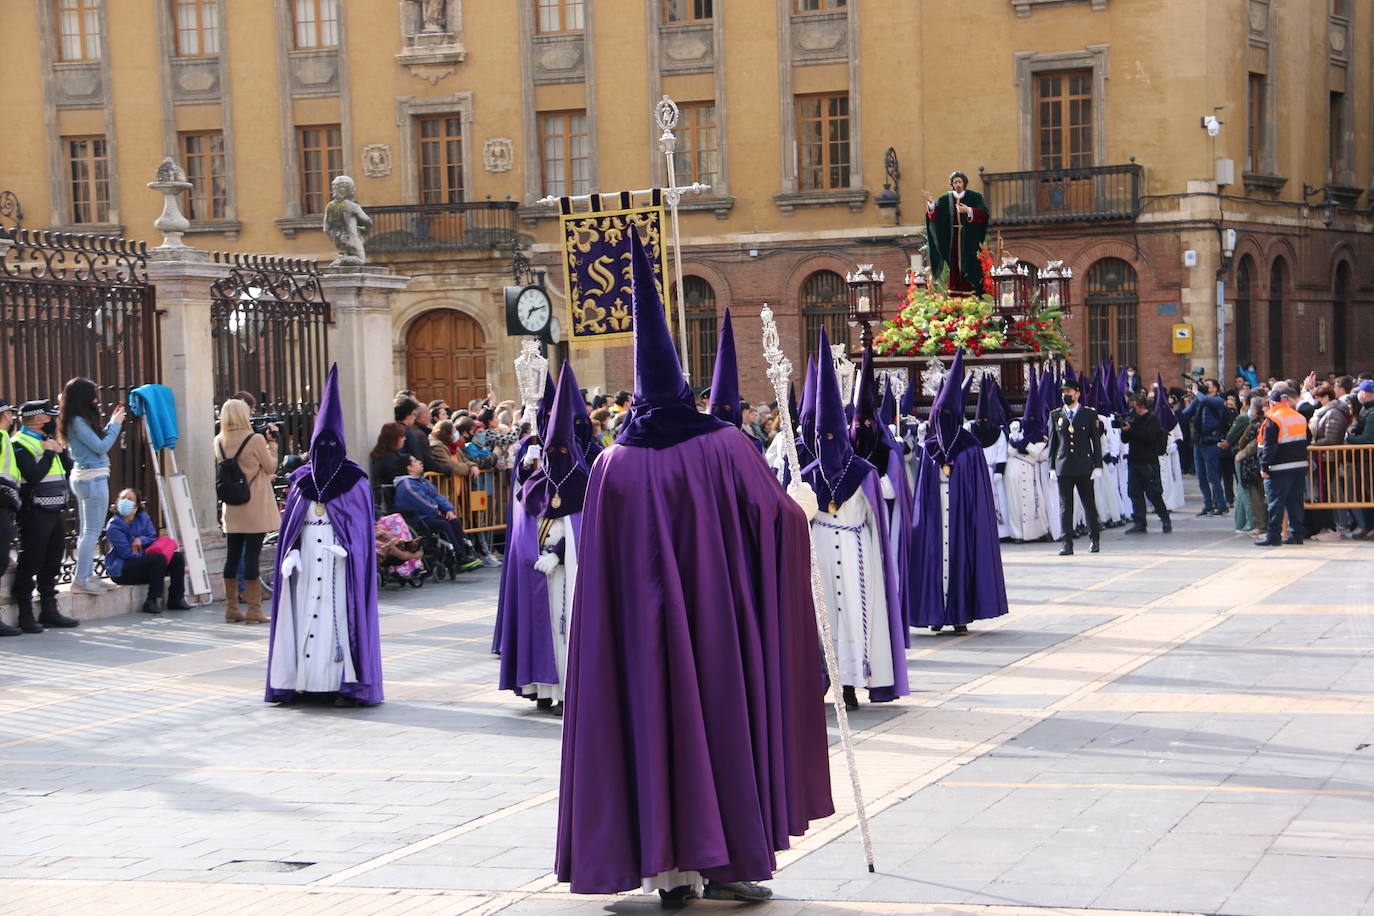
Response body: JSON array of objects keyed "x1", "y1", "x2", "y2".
[
  {"x1": 497, "y1": 506, "x2": 581, "y2": 694},
  {"x1": 264, "y1": 473, "x2": 383, "y2": 705},
  {"x1": 556, "y1": 427, "x2": 834, "y2": 893},
  {"x1": 908, "y1": 428, "x2": 1010, "y2": 628}
]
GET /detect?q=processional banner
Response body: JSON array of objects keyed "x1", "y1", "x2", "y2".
[{"x1": 558, "y1": 190, "x2": 671, "y2": 346}]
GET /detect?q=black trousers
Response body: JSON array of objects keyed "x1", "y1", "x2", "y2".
[
  {"x1": 1057, "y1": 474, "x2": 1101, "y2": 540},
  {"x1": 0, "y1": 505, "x2": 15, "y2": 580},
  {"x1": 12, "y1": 508, "x2": 65, "y2": 603},
  {"x1": 223, "y1": 532, "x2": 266, "y2": 579},
  {"x1": 416, "y1": 516, "x2": 468, "y2": 554},
  {"x1": 115, "y1": 551, "x2": 186, "y2": 600},
  {"x1": 1127, "y1": 460, "x2": 1170, "y2": 525}
]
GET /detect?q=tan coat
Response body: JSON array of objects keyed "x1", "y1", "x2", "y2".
[
  {"x1": 217, "y1": 429, "x2": 281, "y2": 534},
  {"x1": 429, "y1": 436, "x2": 472, "y2": 478}
]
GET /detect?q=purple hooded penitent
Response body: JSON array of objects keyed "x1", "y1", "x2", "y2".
[
  {"x1": 556, "y1": 230, "x2": 833, "y2": 894},
  {"x1": 559, "y1": 360, "x2": 602, "y2": 468},
  {"x1": 796, "y1": 354, "x2": 818, "y2": 469},
  {"x1": 909, "y1": 348, "x2": 1009, "y2": 629},
  {"x1": 1155, "y1": 372, "x2": 1178, "y2": 432},
  {"x1": 265, "y1": 364, "x2": 383, "y2": 706},
  {"x1": 708, "y1": 307, "x2": 766, "y2": 456},
  {"x1": 803, "y1": 326, "x2": 874, "y2": 509},
  {"x1": 879, "y1": 377, "x2": 897, "y2": 428},
  {"x1": 498, "y1": 359, "x2": 586, "y2": 697}
]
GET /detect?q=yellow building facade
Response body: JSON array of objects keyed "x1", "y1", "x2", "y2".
[{"x1": 1, "y1": 0, "x2": 1370, "y2": 406}]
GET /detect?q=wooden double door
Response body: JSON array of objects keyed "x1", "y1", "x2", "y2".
[{"x1": 405, "y1": 309, "x2": 487, "y2": 410}]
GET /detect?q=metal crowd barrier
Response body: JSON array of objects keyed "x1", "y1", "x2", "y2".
[
  {"x1": 425, "y1": 468, "x2": 510, "y2": 539},
  {"x1": 1305, "y1": 444, "x2": 1374, "y2": 509}
]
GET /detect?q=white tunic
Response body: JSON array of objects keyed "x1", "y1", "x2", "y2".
[
  {"x1": 810, "y1": 490, "x2": 895, "y2": 690},
  {"x1": 1004, "y1": 435, "x2": 1051, "y2": 542},
  {"x1": 524, "y1": 515, "x2": 578, "y2": 702},
  {"x1": 1161, "y1": 427, "x2": 1186, "y2": 509},
  {"x1": 269, "y1": 506, "x2": 356, "y2": 694},
  {"x1": 976, "y1": 427, "x2": 1011, "y2": 540}
]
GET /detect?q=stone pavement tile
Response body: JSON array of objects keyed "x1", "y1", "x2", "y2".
[
  {"x1": 816, "y1": 861, "x2": 1012, "y2": 904},
  {"x1": 1223, "y1": 853, "x2": 1374, "y2": 916},
  {"x1": 340, "y1": 863, "x2": 551, "y2": 890},
  {"x1": 392, "y1": 843, "x2": 517, "y2": 868},
  {"x1": 1171, "y1": 800, "x2": 1303, "y2": 835},
  {"x1": 960, "y1": 879, "x2": 1104, "y2": 908},
  {"x1": 963, "y1": 787, "x2": 1102, "y2": 833},
  {"x1": 1091, "y1": 864, "x2": 1252, "y2": 913},
  {"x1": 1129, "y1": 831, "x2": 1272, "y2": 872},
  {"x1": 996, "y1": 842, "x2": 1144, "y2": 887}
]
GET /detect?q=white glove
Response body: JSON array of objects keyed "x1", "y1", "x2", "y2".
[
  {"x1": 1049, "y1": 470, "x2": 1058, "y2": 481},
  {"x1": 993, "y1": 472, "x2": 1004, "y2": 481},
  {"x1": 523, "y1": 444, "x2": 542, "y2": 466},
  {"x1": 280, "y1": 549, "x2": 301, "y2": 577},
  {"x1": 533, "y1": 551, "x2": 560, "y2": 575},
  {"x1": 880, "y1": 476, "x2": 895, "y2": 500},
  {"x1": 327, "y1": 543, "x2": 349, "y2": 559},
  {"x1": 1091, "y1": 468, "x2": 1103, "y2": 482},
  {"x1": 787, "y1": 480, "x2": 819, "y2": 522}
]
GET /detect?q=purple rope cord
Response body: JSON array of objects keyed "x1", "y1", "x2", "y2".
[{"x1": 814, "y1": 515, "x2": 872, "y2": 679}]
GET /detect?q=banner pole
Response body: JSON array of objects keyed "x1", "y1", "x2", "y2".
[{"x1": 654, "y1": 95, "x2": 692, "y2": 383}]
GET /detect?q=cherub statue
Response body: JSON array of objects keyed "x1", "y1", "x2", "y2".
[{"x1": 324, "y1": 175, "x2": 371, "y2": 266}]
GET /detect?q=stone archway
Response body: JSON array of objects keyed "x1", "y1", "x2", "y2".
[{"x1": 405, "y1": 309, "x2": 487, "y2": 409}]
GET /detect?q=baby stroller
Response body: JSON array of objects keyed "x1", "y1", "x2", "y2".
[{"x1": 376, "y1": 513, "x2": 429, "y2": 588}]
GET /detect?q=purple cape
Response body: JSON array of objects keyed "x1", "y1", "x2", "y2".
[
  {"x1": 556, "y1": 427, "x2": 834, "y2": 893},
  {"x1": 497, "y1": 505, "x2": 581, "y2": 694},
  {"x1": 264, "y1": 474, "x2": 384, "y2": 705},
  {"x1": 908, "y1": 428, "x2": 1009, "y2": 628}
]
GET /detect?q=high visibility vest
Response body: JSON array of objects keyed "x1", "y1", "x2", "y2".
[
  {"x1": 12, "y1": 430, "x2": 66, "y2": 478},
  {"x1": 0, "y1": 430, "x2": 17, "y2": 484},
  {"x1": 1261, "y1": 404, "x2": 1308, "y2": 473}
]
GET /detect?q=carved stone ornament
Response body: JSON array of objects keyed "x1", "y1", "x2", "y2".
[
  {"x1": 361, "y1": 144, "x2": 393, "y2": 179},
  {"x1": 1248, "y1": 0, "x2": 1267, "y2": 33},
  {"x1": 61, "y1": 73, "x2": 100, "y2": 97},
  {"x1": 539, "y1": 45, "x2": 582, "y2": 71},
  {"x1": 795, "y1": 25, "x2": 845, "y2": 53},
  {"x1": 324, "y1": 175, "x2": 372, "y2": 266},
  {"x1": 176, "y1": 66, "x2": 217, "y2": 94},
  {"x1": 408, "y1": 63, "x2": 456, "y2": 85},
  {"x1": 1330, "y1": 24, "x2": 1347, "y2": 54},
  {"x1": 921, "y1": 357, "x2": 947, "y2": 397},
  {"x1": 483, "y1": 138, "x2": 514, "y2": 173},
  {"x1": 665, "y1": 36, "x2": 710, "y2": 62},
  {"x1": 295, "y1": 57, "x2": 336, "y2": 86},
  {"x1": 967, "y1": 365, "x2": 1002, "y2": 393}
]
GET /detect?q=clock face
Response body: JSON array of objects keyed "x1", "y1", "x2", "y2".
[
  {"x1": 517, "y1": 287, "x2": 551, "y2": 332},
  {"x1": 547, "y1": 316, "x2": 562, "y2": 344}
]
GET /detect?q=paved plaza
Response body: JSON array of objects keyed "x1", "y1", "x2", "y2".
[{"x1": 2, "y1": 502, "x2": 1373, "y2": 916}]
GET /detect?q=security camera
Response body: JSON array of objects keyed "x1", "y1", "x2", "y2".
[{"x1": 1202, "y1": 115, "x2": 1222, "y2": 137}]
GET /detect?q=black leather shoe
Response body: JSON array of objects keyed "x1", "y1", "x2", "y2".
[
  {"x1": 15, "y1": 605, "x2": 43, "y2": 633},
  {"x1": 929, "y1": 625, "x2": 944, "y2": 633},
  {"x1": 1283, "y1": 537, "x2": 1302, "y2": 545},
  {"x1": 842, "y1": 685, "x2": 859, "y2": 711},
  {"x1": 1161, "y1": 517, "x2": 1173, "y2": 533},
  {"x1": 140, "y1": 596, "x2": 161, "y2": 615},
  {"x1": 1254, "y1": 539, "x2": 1282, "y2": 547},
  {"x1": 1124, "y1": 525, "x2": 1147, "y2": 535},
  {"x1": 166, "y1": 597, "x2": 192, "y2": 611},
  {"x1": 0, "y1": 619, "x2": 21, "y2": 637},
  {"x1": 38, "y1": 609, "x2": 80, "y2": 628},
  {"x1": 953, "y1": 625, "x2": 969, "y2": 634},
  {"x1": 659, "y1": 886, "x2": 696, "y2": 910},
  {"x1": 1089, "y1": 536, "x2": 1101, "y2": 553},
  {"x1": 704, "y1": 881, "x2": 773, "y2": 902},
  {"x1": 1058, "y1": 542, "x2": 1074, "y2": 556}
]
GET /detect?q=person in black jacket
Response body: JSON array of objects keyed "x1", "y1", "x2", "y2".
[
  {"x1": 11, "y1": 400, "x2": 80, "y2": 632},
  {"x1": 1048, "y1": 379, "x2": 1104, "y2": 555},
  {"x1": 395, "y1": 397, "x2": 444, "y2": 475},
  {"x1": 1119, "y1": 392, "x2": 1172, "y2": 534}
]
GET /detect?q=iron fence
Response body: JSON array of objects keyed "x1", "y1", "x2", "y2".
[
  {"x1": 210, "y1": 252, "x2": 330, "y2": 458},
  {"x1": 0, "y1": 227, "x2": 161, "y2": 582},
  {"x1": 980, "y1": 163, "x2": 1143, "y2": 225},
  {"x1": 366, "y1": 201, "x2": 519, "y2": 253}
]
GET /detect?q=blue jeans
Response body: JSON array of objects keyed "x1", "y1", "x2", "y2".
[
  {"x1": 70, "y1": 475, "x2": 109, "y2": 581},
  {"x1": 1264, "y1": 470, "x2": 1306, "y2": 543},
  {"x1": 1193, "y1": 442, "x2": 1227, "y2": 511}
]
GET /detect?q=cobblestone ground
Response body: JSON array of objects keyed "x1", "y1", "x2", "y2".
[{"x1": 2, "y1": 495, "x2": 1372, "y2": 916}]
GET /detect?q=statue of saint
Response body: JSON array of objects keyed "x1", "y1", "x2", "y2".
[
  {"x1": 421, "y1": 0, "x2": 447, "y2": 32},
  {"x1": 324, "y1": 176, "x2": 371, "y2": 267},
  {"x1": 924, "y1": 171, "x2": 989, "y2": 295}
]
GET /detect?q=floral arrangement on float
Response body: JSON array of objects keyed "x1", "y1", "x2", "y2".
[{"x1": 873, "y1": 245, "x2": 1073, "y2": 358}]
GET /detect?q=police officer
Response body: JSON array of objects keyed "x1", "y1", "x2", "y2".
[
  {"x1": 0, "y1": 398, "x2": 22, "y2": 637},
  {"x1": 1048, "y1": 378, "x2": 1104, "y2": 555},
  {"x1": 11, "y1": 399, "x2": 79, "y2": 633},
  {"x1": 1118, "y1": 392, "x2": 1172, "y2": 534}
]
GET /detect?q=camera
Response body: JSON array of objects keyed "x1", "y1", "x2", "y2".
[{"x1": 252, "y1": 412, "x2": 281, "y2": 440}]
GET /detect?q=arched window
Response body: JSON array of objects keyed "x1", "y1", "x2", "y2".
[
  {"x1": 1268, "y1": 258, "x2": 1286, "y2": 378},
  {"x1": 1332, "y1": 261, "x2": 1351, "y2": 375},
  {"x1": 1084, "y1": 258, "x2": 1138, "y2": 369},
  {"x1": 1234, "y1": 256, "x2": 1254, "y2": 369},
  {"x1": 801, "y1": 270, "x2": 849, "y2": 365},
  {"x1": 683, "y1": 275, "x2": 717, "y2": 388}
]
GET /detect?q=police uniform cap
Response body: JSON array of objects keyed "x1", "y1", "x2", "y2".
[
  {"x1": 1060, "y1": 379, "x2": 1082, "y2": 392},
  {"x1": 19, "y1": 399, "x2": 58, "y2": 418}
]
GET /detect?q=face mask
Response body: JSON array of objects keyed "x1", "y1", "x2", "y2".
[
  {"x1": 117, "y1": 498, "x2": 136, "y2": 516},
  {"x1": 474, "y1": 432, "x2": 487, "y2": 445},
  {"x1": 1062, "y1": 394, "x2": 1074, "y2": 406}
]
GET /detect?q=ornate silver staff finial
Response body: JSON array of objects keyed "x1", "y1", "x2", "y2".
[
  {"x1": 513, "y1": 337, "x2": 548, "y2": 405},
  {"x1": 758, "y1": 304, "x2": 875, "y2": 875},
  {"x1": 654, "y1": 94, "x2": 680, "y2": 152}
]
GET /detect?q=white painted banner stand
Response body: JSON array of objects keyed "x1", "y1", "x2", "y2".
[{"x1": 143, "y1": 422, "x2": 212, "y2": 604}]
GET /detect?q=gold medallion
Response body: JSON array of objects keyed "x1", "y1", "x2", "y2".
[
  {"x1": 942, "y1": 464, "x2": 952, "y2": 477},
  {"x1": 551, "y1": 493, "x2": 562, "y2": 509},
  {"x1": 314, "y1": 503, "x2": 325, "y2": 517},
  {"x1": 828, "y1": 501, "x2": 838, "y2": 514}
]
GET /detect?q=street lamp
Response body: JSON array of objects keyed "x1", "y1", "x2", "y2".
[
  {"x1": 1038, "y1": 259, "x2": 1073, "y2": 316},
  {"x1": 846, "y1": 263, "x2": 886, "y2": 349}
]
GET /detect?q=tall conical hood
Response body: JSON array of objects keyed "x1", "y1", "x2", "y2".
[
  {"x1": 787, "y1": 381, "x2": 798, "y2": 430},
  {"x1": 707, "y1": 306, "x2": 742, "y2": 425},
  {"x1": 618, "y1": 230, "x2": 729, "y2": 448},
  {"x1": 559, "y1": 359, "x2": 601, "y2": 464},
  {"x1": 971, "y1": 373, "x2": 1000, "y2": 447},
  {"x1": 295, "y1": 362, "x2": 365, "y2": 502},
  {"x1": 879, "y1": 377, "x2": 897, "y2": 428},
  {"x1": 925, "y1": 347, "x2": 967, "y2": 464},
  {"x1": 1155, "y1": 372, "x2": 1178, "y2": 431},
  {"x1": 521, "y1": 360, "x2": 589, "y2": 518},
  {"x1": 849, "y1": 341, "x2": 889, "y2": 470},
  {"x1": 899, "y1": 372, "x2": 917, "y2": 417},
  {"x1": 1081, "y1": 366, "x2": 1098, "y2": 410},
  {"x1": 1020, "y1": 367, "x2": 1048, "y2": 442},
  {"x1": 806, "y1": 325, "x2": 870, "y2": 508},
  {"x1": 797, "y1": 354, "x2": 819, "y2": 464},
  {"x1": 534, "y1": 370, "x2": 556, "y2": 441}
]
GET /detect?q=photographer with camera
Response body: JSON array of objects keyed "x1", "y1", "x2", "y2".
[
  {"x1": 1178, "y1": 377, "x2": 1230, "y2": 517},
  {"x1": 1119, "y1": 392, "x2": 1171, "y2": 534}
]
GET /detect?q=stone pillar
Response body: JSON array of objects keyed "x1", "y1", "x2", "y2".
[
  {"x1": 319, "y1": 266, "x2": 410, "y2": 465},
  {"x1": 146, "y1": 251, "x2": 229, "y2": 538}
]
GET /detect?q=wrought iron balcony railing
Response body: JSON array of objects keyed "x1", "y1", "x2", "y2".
[
  {"x1": 366, "y1": 201, "x2": 519, "y2": 253},
  {"x1": 979, "y1": 163, "x2": 1143, "y2": 225}
]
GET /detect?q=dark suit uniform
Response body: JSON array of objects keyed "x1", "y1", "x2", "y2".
[
  {"x1": 1119, "y1": 409, "x2": 1170, "y2": 530},
  {"x1": 1048, "y1": 404, "x2": 1104, "y2": 546}
]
